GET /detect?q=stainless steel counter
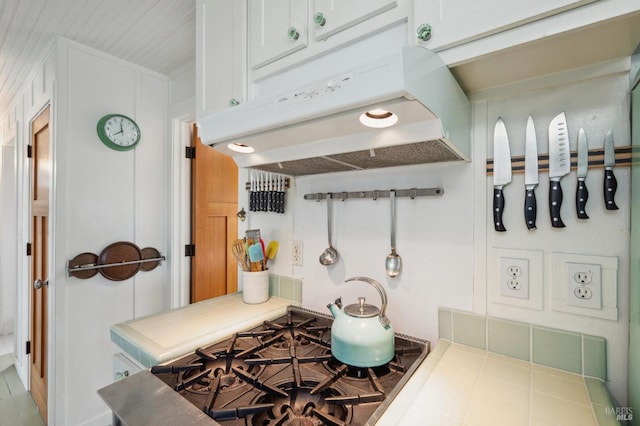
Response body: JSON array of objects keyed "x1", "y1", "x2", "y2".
[{"x1": 98, "y1": 371, "x2": 217, "y2": 426}]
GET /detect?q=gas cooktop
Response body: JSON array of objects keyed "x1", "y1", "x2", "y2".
[{"x1": 150, "y1": 306, "x2": 429, "y2": 426}]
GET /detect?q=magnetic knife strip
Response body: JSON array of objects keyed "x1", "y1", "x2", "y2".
[{"x1": 486, "y1": 145, "x2": 636, "y2": 175}]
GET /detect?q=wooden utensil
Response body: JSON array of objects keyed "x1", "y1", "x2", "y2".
[{"x1": 232, "y1": 239, "x2": 250, "y2": 271}]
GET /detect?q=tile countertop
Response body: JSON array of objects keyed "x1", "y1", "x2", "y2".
[
  {"x1": 377, "y1": 341, "x2": 620, "y2": 426},
  {"x1": 111, "y1": 297, "x2": 620, "y2": 426},
  {"x1": 110, "y1": 293, "x2": 299, "y2": 367}
]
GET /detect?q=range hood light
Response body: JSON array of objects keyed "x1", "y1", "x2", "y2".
[
  {"x1": 359, "y1": 109, "x2": 398, "y2": 128},
  {"x1": 228, "y1": 143, "x2": 254, "y2": 153}
]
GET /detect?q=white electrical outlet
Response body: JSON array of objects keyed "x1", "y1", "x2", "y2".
[
  {"x1": 491, "y1": 248, "x2": 543, "y2": 310},
  {"x1": 500, "y1": 257, "x2": 529, "y2": 299},
  {"x1": 292, "y1": 240, "x2": 303, "y2": 266},
  {"x1": 551, "y1": 253, "x2": 618, "y2": 321},
  {"x1": 566, "y1": 262, "x2": 601, "y2": 309}
]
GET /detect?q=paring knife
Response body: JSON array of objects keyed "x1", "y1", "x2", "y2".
[
  {"x1": 524, "y1": 116, "x2": 538, "y2": 230},
  {"x1": 493, "y1": 117, "x2": 512, "y2": 232},
  {"x1": 548, "y1": 112, "x2": 570, "y2": 228},
  {"x1": 603, "y1": 129, "x2": 619, "y2": 210},
  {"x1": 576, "y1": 128, "x2": 589, "y2": 219}
]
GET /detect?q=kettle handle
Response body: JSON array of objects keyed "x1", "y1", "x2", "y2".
[{"x1": 345, "y1": 277, "x2": 391, "y2": 328}]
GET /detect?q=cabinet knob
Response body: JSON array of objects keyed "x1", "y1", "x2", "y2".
[
  {"x1": 416, "y1": 23, "x2": 432, "y2": 41},
  {"x1": 287, "y1": 26, "x2": 300, "y2": 41},
  {"x1": 313, "y1": 12, "x2": 326, "y2": 28},
  {"x1": 115, "y1": 370, "x2": 129, "y2": 381},
  {"x1": 229, "y1": 98, "x2": 240, "y2": 107}
]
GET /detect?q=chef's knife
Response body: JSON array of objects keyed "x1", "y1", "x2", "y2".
[
  {"x1": 576, "y1": 128, "x2": 589, "y2": 219},
  {"x1": 603, "y1": 129, "x2": 619, "y2": 210},
  {"x1": 524, "y1": 116, "x2": 538, "y2": 230},
  {"x1": 548, "y1": 112, "x2": 570, "y2": 228},
  {"x1": 493, "y1": 117, "x2": 512, "y2": 232}
]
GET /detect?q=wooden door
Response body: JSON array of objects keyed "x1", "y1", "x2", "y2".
[
  {"x1": 191, "y1": 125, "x2": 238, "y2": 303},
  {"x1": 30, "y1": 105, "x2": 50, "y2": 423}
]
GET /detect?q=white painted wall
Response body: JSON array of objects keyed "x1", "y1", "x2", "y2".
[
  {"x1": 0, "y1": 136, "x2": 17, "y2": 336},
  {"x1": 247, "y1": 61, "x2": 632, "y2": 407},
  {"x1": 293, "y1": 162, "x2": 475, "y2": 338},
  {"x1": 52, "y1": 39, "x2": 170, "y2": 425},
  {"x1": 0, "y1": 37, "x2": 173, "y2": 425},
  {"x1": 481, "y1": 68, "x2": 631, "y2": 405}
]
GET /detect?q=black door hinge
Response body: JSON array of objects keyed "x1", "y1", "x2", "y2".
[
  {"x1": 27, "y1": 144, "x2": 33, "y2": 158},
  {"x1": 26, "y1": 341, "x2": 31, "y2": 355},
  {"x1": 185, "y1": 244, "x2": 195, "y2": 257},
  {"x1": 26, "y1": 243, "x2": 32, "y2": 256},
  {"x1": 185, "y1": 146, "x2": 196, "y2": 159}
]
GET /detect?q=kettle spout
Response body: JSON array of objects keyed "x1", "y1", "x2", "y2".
[{"x1": 327, "y1": 297, "x2": 343, "y2": 318}]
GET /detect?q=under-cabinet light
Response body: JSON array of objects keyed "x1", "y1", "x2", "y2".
[{"x1": 359, "y1": 109, "x2": 398, "y2": 128}]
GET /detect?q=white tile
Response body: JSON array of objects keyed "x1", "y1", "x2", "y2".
[
  {"x1": 413, "y1": 381, "x2": 471, "y2": 420},
  {"x1": 438, "y1": 346, "x2": 485, "y2": 372},
  {"x1": 532, "y1": 391, "x2": 597, "y2": 426},
  {"x1": 471, "y1": 375, "x2": 530, "y2": 414},
  {"x1": 481, "y1": 356, "x2": 530, "y2": 389},
  {"x1": 463, "y1": 395, "x2": 529, "y2": 426},
  {"x1": 532, "y1": 371, "x2": 590, "y2": 406}
]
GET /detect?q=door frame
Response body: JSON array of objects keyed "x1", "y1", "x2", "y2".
[{"x1": 170, "y1": 116, "x2": 193, "y2": 308}]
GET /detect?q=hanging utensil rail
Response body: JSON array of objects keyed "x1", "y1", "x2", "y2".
[{"x1": 304, "y1": 187, "x2": 444, "y2": 201}]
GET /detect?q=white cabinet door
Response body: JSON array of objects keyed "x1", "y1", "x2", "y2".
[
  {"x1": 414, "y1": 0, "x2": 597, "y2": 50},
  {"x1": 311, "y1": 0, "x2": 398, "y2": 40},
  {"x1": 196, "y1": 0, "x2": 246, "y2": 119},
  {"x1": 249, "y1": 0, "x2": 308, "y2": 69}
]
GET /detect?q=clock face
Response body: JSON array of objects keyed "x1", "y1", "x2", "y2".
[{"x1": 97, "y1": 114, "x2": 141, "y2": 151}]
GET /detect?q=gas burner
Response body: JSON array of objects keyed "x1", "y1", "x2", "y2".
[
  {"x1": 251, "y1": 380, "x2": 352, "y2": 426},
  {"x1": 324, "y1": 356, "x2": 392, "y2": 379},
  {"x1": 150, "y1": 307, "x2": 429, "y2": 425}
]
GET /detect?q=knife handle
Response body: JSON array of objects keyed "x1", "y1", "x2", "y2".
[
  {"x1": 524, "y1": 189, "x2": 537, "y2": 230},
  {"x1": 549, "y1": 179, "x2": 565, "y2": 228},
  {"x1": 604, "y1": 169, "x2": 619, "y2": 210},
  {"x1": 493, "y1": 188, "x2": 506, "y2": 232},
  {"x1": 576, "y1": 179, "x2": 589, "y2": 219}
]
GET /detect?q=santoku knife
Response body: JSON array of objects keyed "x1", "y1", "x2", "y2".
[
  {"x1": 603, "y1": 129, "x2": 619, "y2": 210},
  {"x1": 493, "y1": 117, "x2": 512, "y2": 232},
  {"x1": 576, "y1": 128, "x2": 589, "y2": 219},
  {"x1": 548, "y1": 112, "x2": 570, "y2": 228},
  {"x1": 524, "y1": 116, "x2": 538, "y2": 230}
]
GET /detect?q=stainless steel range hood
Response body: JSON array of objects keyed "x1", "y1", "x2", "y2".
[{"x1": 197, "y1": 46, "x2": 471, "y2": 176}]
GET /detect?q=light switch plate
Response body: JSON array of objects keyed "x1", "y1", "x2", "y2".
[
  {"x1": 551, "y1": 253, "x2": 618, "y2": 320},
  {"x1": 491, "y1": 248, "x2": 543, "y2": 310}
]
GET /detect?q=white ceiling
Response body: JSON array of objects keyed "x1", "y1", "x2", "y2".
[{"x1": 0, "y1": 0, "x2": 196, "y2": 116}]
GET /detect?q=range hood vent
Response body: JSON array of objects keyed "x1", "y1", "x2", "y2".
[{"x1": 197, "y1": 46, "x2": 471, "y2": 176}]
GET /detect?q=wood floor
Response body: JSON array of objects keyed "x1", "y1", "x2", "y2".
[{"x1": 0, "y1": 334, "x2": 45, "y2": 426}]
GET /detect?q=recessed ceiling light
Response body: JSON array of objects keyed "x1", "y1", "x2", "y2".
[
  {"x1": 228, "y1": 143, "x2": 254, "y2": 153},
  {"x1": 359, "y1": 109, "x2": 398, "y2": 128}
]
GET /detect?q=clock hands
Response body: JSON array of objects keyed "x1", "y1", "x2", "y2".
[{"x1": 112, "y1": 121, "x2": 124, "y2": 137}]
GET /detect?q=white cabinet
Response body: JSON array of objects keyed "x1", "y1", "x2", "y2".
[
  {"x1": 196, "y1": 0, "x2": 246, "y2": 119},
  {"x1": 311, "y1": 0, "x2": 398, "y2": 41},
  {"x1": 413, "y1": 0, "x2": 597, "y2": 50},
  {"x1": 248, "y1": 0, "x2": 308, "y2": 70},
  {"x1": 113, "y1": 353, "x2": 143, "y2": 382},
  {"x1": 248, "y1": 0, "x2": 410, "y2": 77}
]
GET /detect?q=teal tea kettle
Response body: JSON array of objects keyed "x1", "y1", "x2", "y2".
[{"x1": 327, "y1": 277, "x2": 395, "y2": 367}]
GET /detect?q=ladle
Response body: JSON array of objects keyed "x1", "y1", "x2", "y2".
[
  {"x1": 319, "y1": 194, "x2": 339, "y2": 265},
  {"x1": 385, "y1": 190, "x2": 402, "y2": 277}
]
